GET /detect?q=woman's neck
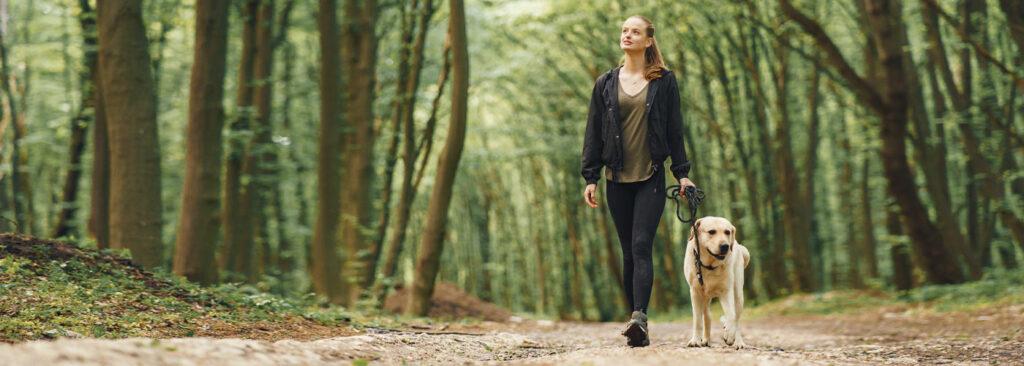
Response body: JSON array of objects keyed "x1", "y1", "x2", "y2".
[{"x1": 622, "y1": 50, "x2": 646, "y2": 75}]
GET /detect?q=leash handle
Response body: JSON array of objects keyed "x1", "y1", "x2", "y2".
[
  {"x1": 666, "y1": 184, "x2": 709, "y2": 286},
  {"x1": 666, "y1": 184, "x2": 704, "y2": 224}
]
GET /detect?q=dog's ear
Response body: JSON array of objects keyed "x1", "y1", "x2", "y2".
[
  {"x1": 688, "y1": 218, "x2": 702, "y2": 241},
  {"x1": 731, "y1": 224, "x2": 738, "y2": 246}
]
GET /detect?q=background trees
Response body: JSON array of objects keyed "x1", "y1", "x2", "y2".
[{"x1": 0, "y1": 0, "x2": 1020, "y2": 319}]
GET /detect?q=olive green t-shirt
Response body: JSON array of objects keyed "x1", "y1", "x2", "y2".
[{"x1": 605, "y1": 81, "x2": 654, "y2": 183}]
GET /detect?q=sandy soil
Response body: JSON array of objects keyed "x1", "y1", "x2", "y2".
[{"x1": 2, "y1": 304, "x2": 1022, "y2": 365}]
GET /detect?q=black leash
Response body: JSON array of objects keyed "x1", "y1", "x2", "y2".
[{"x1": 666, "y1": 185, "x2": 713, "y2": 287}]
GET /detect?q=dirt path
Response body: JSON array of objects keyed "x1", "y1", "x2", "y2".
[{"x1": 2, "y1": 304, "x2": 1022, "y2": 365}]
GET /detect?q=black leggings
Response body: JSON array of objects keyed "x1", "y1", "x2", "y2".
[{"x1": 605, "y1": 165, "x2": 666, "y2": 314}]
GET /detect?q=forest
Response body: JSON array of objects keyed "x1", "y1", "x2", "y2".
[{"x1": 0, "y1": 0, "x2": 1022, "y2": 325}]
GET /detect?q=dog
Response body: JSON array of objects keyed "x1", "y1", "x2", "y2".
[{"x1": 683, "y1": 216, "x2": 750, "y2": 349}]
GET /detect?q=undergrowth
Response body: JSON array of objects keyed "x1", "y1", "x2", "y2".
[{"x1": 0, "y1": 234, "x2": 399, "y2": 343}]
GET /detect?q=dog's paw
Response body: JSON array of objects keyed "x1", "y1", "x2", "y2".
[
  {"x1": 686, "y1": 337, "x2": 704, "y2": 347},
  {"x1": 721, "y1": 320, "x2": 737, "y2": 345},
  {"x1": 731, "y1": 339, "x2": 747, "y2": 350}
]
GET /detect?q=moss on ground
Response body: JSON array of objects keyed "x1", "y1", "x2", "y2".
[{"x1": 0, "y1": 234, "x2": 398, "y2": 343}]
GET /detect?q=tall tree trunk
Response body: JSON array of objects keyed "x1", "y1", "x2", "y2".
[
  {"x1": 407, "y1": 0, "x2": 469, "y2": 316},
  {"x1": 53, "y1": 0, "x2": 99, "y2": 238},
  {"x1": 96, "y1": 0, "x2": 163, "y2": 268},
  {"x1": 887, "y1": 202, "x2": 914, "y2": 291},
  {"x1": 0, "y1": 0, "x2": 29, "y2": 234},
  {"x1": 339, "y1": 0, "x2": 378, "y2": 304},
  {"x1": 172, "y1": 0, "x2": 230, "y2": 284},
  {"x1": 89, "y1": 46, "x2": 109, "y2": 249},
  {"x1": 311, "y1": 0, "x2": 346, "y2": 303},
  {"x1": 221, "y1": 0, "x2": 258, "y2": 278},
  {"x1": 375, "y1": 35, "x2": 450, "y2": 302},
  {"x1": 366, "y1": 0, "x2": 435, "y2": 294},
  {"x1": 772, "y1": 42, "x2": 816, "y2": 292},
  {"x1": 237, "y1": 0, "x2": 276, "y2": 282},
  {"x1": 859, "y1": 156, "x2": 879, "y2": 278}
]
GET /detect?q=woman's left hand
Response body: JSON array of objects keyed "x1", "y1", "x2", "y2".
[{"x1": 679, "y1": 178, "x2": 696, "y2": 190}]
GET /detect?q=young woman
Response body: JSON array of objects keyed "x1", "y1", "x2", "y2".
[{"x1": 580, "y1": 15, "x2": 695, "y2": 347}]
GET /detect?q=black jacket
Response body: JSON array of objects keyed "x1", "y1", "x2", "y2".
[{"x1": 580, "y1": 65, "x2": 691, "y2": 185}]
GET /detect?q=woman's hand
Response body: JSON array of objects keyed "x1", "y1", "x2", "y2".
[
  {"x1": 583, "y1": 184, "x2": 599, "y2": 208},
  {"x1": 679, "y1": 178, "x2": 696, "y2": 190}
]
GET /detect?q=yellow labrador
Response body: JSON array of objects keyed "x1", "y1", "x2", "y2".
[{"x1": 683, "y1": 216, "x2": 750, "y2": 349}]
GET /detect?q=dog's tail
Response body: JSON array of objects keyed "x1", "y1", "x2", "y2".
[{"x1": 738, "y1": 244, "x2": 750, "y2": 269}]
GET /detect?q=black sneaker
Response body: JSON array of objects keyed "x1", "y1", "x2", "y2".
[{"x1": 621, "y1": 310, "x2": 650, "y2": 347}]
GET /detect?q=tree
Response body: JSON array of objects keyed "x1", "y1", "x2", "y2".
[
  {"x1": 311, "y1": 0, "x2": 346, "y2": 303},
  {"x1": 172, "y1": 0, "x2": 231, "y2": 284},
  {"x1": 52, "y1": 0, "x2": 99, "y2": 238},
  {"x1": 96, "y1": 0, "x2": 163, "y2": 268},
  {"x1": 407, "y1": 0, "x2": 469, "y2": 316},
  {"x1": 221, "y1": 0, "x2": 258, "y2": 279},
  {"x1": 779, "y1": 0, "x2": 964, "y2": 284},
  {"x1": 338, "y1": 0, "x2": 379, "y2": 304}
]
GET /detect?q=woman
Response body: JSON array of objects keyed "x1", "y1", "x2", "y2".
[{"x1": 580, "y1": 15, "x2": 695, "y2": 347}]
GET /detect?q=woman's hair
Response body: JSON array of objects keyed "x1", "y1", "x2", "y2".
[{"x1": 622, "y1": 15, "x2": 668, "y2": 80}]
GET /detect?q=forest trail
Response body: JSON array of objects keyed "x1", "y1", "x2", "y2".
[{"x1": 2, "y1": 303, "x2": 1021, "y2": 365}]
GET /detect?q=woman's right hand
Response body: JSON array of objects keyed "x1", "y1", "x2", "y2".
[{"x1": 583, "y1": 184, "x2": 598, "y2": 208}]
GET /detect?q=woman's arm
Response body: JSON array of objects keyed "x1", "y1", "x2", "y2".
[
  {"x1": 581, "y1": 75, "x2": 606, "y2": 185},
  {"x1": 665, "y1": 71, "x2": 692, "y2": 181}
]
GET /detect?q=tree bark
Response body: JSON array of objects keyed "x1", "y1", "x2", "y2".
[
  {"x1": 237, "y1": 0, "x2": 276, "y2": 282},
  {"x1": 172, "y1": 0, "x2": 230, "y2": 284},
  {"x1": 771, "y1": 42, "x2": 816, "y2": 292},
  {"x1": 407, "y1": 0, "x2": 469, "y2": 316},
  {"x1": 339, "y1": 0, "x2": 379, "y2": 304},
  {"x1": 376, "y1": 34, "x2": 450, "y2": 302},
  {"x1": 221, "y1": 0, "x2": 258, "y2": 279},
  {"x1": 53, "y1": 0, "x2": 99, "y2": 238},
  {"x1": 96, "y1": 0, "x2": 163, "y2": 268},
  {"x1": 311, "y1": 0, "x2": 346, "y2": 303}
]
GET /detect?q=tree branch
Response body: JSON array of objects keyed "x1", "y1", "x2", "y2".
[
  {"x1": 777, "y1": 0, "x2": 885, "y2": 114},
  {"x1": 922, "y1": 0, "x2": 1024, "y2": 91}
]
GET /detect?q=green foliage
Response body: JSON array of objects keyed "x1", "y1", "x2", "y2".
[
  {"x1": 746, "y1": 269, "x2": 1024, "y2": 318},
  {"x1": 0, "y1": 236, "x2": 363, "y2": 342}
]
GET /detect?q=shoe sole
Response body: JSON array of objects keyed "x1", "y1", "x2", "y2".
[{"x1": 623, "y1": 321, "x2": 649, "y2": 347}]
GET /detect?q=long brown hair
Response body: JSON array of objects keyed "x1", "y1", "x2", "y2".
[{"x1": 622, "y1": 15, "x2": 668, "y2": 80}]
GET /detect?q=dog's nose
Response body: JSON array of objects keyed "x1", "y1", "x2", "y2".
[{"x1": 719, "y1": 244, "x2": 730, "y2": 253}]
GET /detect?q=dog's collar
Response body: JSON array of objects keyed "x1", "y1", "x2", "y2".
[{"x1": 694, "y1": 248, "x2": 719, "y2": 271}]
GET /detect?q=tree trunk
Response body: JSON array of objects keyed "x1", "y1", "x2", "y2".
[
  {"x1": 221, "y1": 0, "x2": 257, "y2": 279},
  {"x1": 88, "y1": 47, "x2": 109, "y2": 250},
  {"x1": 311, "y1": 0, "x2": 346, "y2": 303},
  {"x1": 859, "y1": 156, "x2": 879, "y2": 278},
  {"x1": 339, "y1": 0, "x2": 378, "y2": 304},
  {"x1": 53, "y1": 0, "x2": 99, "y2": 238},
  {"x1": 172, "y1": 0, "x2": 230, "y2": 284},
  {"x1": 407, "y1": 0, "x2": 469, "y2": 316},
  {"x1": 0, "y1": 0, "x2": 30, "y2": 235},
  {"x1": 96, "y1": 0, "x2": 163, "y2": 268},
  {"x1": 887, "y1": 202, "x2": 914, "y2": 291},
  {"x1": 366, "y1": 0, "x2": 435, "y2": 294},
  {"x1": 237, "y1": 0, "x2": 276, "y2": 283},
  {"x1": 772, "y1": 42, "x2": 816, "y2": 292},
  {"x1": 375, "y1": 36, "x2": 450, "y2": 302}
]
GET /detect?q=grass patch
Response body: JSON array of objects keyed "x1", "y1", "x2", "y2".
[
  {"x1": 0, "y1": 234, "x2": 398, "y2": 343},
  {"x1": 747, "y1": 269, "x2": 1024, "y2": 318}
]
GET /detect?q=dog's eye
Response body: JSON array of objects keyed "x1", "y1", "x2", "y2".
[
  {"x1": 725, "y1": 230, "x2": 731, "y2": 235},
  {"x1": 708, "y1": 230, "x2": 717, "y2": 235}
]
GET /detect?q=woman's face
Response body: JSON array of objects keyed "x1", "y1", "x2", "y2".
[{"x1": 619, "y1": 17, "x2": 652, "y2": 53}]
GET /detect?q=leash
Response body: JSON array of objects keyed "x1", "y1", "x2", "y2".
[{"x1": 666, "y1": 185, "x2": 713, "y2": 287}]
